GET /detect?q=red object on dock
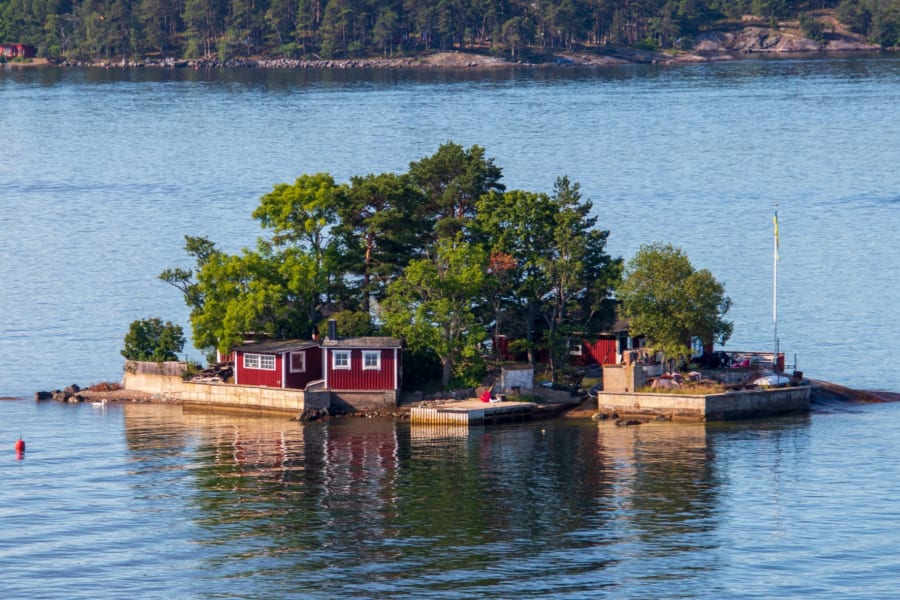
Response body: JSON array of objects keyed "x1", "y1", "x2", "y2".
[{"x1": 15, "y1": 438, "x2": 25, "y2": 453}]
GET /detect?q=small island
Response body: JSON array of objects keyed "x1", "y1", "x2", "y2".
[{"x1": 32, "y1": 143, "x2": 899, "y2": 422}]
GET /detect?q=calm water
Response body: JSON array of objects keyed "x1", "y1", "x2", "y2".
[
  {"x1": 3, "y1": 399, "x2": 900, "y2": 598},
  {"x1": 2, "y1": 57, "x2": 900, "y2": 597}
]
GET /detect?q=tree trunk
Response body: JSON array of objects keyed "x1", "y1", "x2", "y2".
[{"x1": 442, "y1": 357, "x2": 452, "y2": 387}]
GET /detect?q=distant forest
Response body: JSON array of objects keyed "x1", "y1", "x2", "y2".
[{"x1": 1, "y1": 0, "x2": 897, "y2": 62}]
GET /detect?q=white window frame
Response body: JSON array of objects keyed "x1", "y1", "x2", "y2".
[
  {"x1": 569, "y1": 343, "x2": 583, "y2": 356},
  {"x1": 332, "y1": 350, "x2": 351, "y2": 370},
  {"x1": 362, "y1": 350, "x2": 381, "y2": 370},
  {"x1": 289, "y1": 351, "x2": 306, "y2": 373},
  {"x1": 244, "y1": 353, "x2": 276, "y2": 371}
]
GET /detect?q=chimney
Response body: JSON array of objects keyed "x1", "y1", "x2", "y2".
[{"x1": 328, "y1": 319, "x2": 337, "y2": 341}]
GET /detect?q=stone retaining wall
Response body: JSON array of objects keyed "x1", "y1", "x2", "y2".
[
  {"x1": 122, "y1": 362, "x2": 393, "y2": 414},
  {"x1": 123, "y1": 363, "x2": 316, "y2": 415},
  {"x1": 179, "y1": 381, "x2": 319, "y2": 414},
  {"x1": 330, "y1": 390, "x2": 399, "y2": 413},
  {"x1": 123, "y1": 371, "x2": 187, "y2": 395},
  {"x1": 597, "y1": 386, "x2": 811, "y2": 421}
]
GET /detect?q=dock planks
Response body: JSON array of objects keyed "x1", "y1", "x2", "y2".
[{"x1": 410, "y1": 399, "x2": 536, "y2": 426}]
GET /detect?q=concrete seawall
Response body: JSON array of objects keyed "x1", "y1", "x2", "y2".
[
  {"x1": 123, "y1": 362, "x2": 389, "y2": 415},
  {"x1": 124, "y1": 371, "x2": 321, "y2": 414},
  {"x1": 597, "y1": 386, "x2": 811, "y2": 421}
]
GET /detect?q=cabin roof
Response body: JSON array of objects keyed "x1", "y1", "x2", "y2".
[
  {"x1": 322, "y1": 336, "x2": 403, "y2": 349},
  {"x1": 233, "y1": 339, "x2": 317, "y2": 354}
]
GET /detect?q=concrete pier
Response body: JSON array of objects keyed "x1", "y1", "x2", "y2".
[{"x1": 597, "y1": 385, "x2": 811, "y2": 421}]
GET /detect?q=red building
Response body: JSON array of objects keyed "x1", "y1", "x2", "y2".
[
  {"x1": 322, "y1": 337, "x2": 403, "y2": 392},
  {"x1": 1, "y1": 43, "x2": 36, "y2": 58},
  {"x1": 232, "y1": 339, "x2": 322, "y2": 389}
]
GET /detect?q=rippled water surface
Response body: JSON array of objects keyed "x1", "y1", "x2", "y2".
[
  {"x1": 2, "y1": 57, "x2": 900, "y2": 393},
  {"x1": 3, "y1": 399, "x2": 900, "y2": 598},
  {"x1": 2, "y1": 57, "x2": 900, "y2": 597}
]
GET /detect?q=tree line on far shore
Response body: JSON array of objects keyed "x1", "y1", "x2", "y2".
[
  {"x1": 1, "y1": 0, "x2": 898, "y2": 64},
  {"x1": 148, "y1": 142, "x2": 732, "y2": 389}
]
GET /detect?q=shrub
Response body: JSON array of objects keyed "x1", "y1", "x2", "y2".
[{"x1": 122, "y1": 318, "x2": 186, "y2": 362}]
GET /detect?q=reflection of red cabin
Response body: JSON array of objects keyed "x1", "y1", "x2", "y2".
[
  {"x1": 322, "y1": 337, "x2": 403, "y2": 391},
  {"x1": 1, "y1": 43, "x2": 36, "y2": 58},
  {"x1": 232, "y1": 339, "x2": 321, "y2": 389}
]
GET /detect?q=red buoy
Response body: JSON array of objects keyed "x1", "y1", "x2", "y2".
[{"x1": 14, "y1": 438, "x2": 25, "y2": 453}]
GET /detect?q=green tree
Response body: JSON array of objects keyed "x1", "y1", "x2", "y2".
[
  {"x1": 332, "y1": 172, "x2": 427, "y2": 312},
  {"x1": 253, "y1": 172, "x2": 344, "y2": 319},
  {"x1": 189, "y1": 242, "x2": 320, "y2": 353},
  {"x1": 382, "y1": 237, "x2": 488, "y2": 387},
  {"x1": 617, "y1": 242, "x2": 732, "y2": 367},
  {"x1": 474, "y1": 177, "x2": 621, "y2": 378},
  {"x1": 317, "y1": 309, "x2": 377, "y2": 337},
  {"x1": 253, "y1": 172, "x2": 341, "y2": 259},
  {"x1": 372, "y1": 6, "x2": 398, "y2": 55},
  {"x1": 159, "y1": 235, "x2": 222, "y2": 310},
  {"x1": 122, "y1": 317, "x2": 186, "y2": 361},
  {"x1": 408, "y1": 142, "x2": 504, "y2": 241},
  {"x1": 137, "y1": 0, "x2": 177, "y2": 54},
  {"x1": 475, "y1": 188, "x2": 555, "y2": 365}
]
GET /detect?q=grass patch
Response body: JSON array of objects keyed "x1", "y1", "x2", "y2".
[{"x1": 638, "y1": 383, "x2": 727, "y2": 395}]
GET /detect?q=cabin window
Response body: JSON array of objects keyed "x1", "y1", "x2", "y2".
[
  {"x1": 363, "y1": 350, "x2": 381, "y2": 370},
  {"x1": 333, "y1": 350, "x2": 351, "y2": 370},
  {"x1": 290, "y1": 351, "x2": 306, "y2": 373},
  {"x1": 244, "y1": 353, "x2": 275, "y2": 371},
  {"x1": 569, "y1": 343, "x2": 583, "y2": 356}
]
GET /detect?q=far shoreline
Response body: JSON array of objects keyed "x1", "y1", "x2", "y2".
[{"x1": 4, "y1": 46, "x2": 894, "y2": 73}]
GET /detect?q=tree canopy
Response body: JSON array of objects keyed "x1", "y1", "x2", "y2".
[
  {"x1": 161, "y1": 142, "x2": 623, "y2": 387},
  {"x1": 121, "y1": 317, "x2": 186, "y2": 361},
  {"x1": 617, "y1": 242, "x2": 732, "y2": 366},
  {"x1": 473, "y1": 176, "x2": 622, "y2": 377}
]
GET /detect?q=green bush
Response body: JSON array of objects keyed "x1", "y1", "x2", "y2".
[{"x1": 122, "y1": 318, "x2": 186, "y2": 362}]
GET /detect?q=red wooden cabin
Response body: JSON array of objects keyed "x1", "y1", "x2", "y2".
[
  {"x1": 232, "y1": 339, "x2": 322, "y2": 389},
  {"x1": 1, "y1": 44, "x2": 36, "y2": 58},
  {"x1": 322, "y1": 337, "x2": 403, "y2": 392}
]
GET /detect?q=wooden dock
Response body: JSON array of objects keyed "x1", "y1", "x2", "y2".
[{"x1": 410, "y1": 399, "x2": 536, "y2": 426}]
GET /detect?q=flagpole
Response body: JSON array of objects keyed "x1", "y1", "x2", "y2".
[{"x1": 773, "y1": 205, "x2": 779, "y2": 371}]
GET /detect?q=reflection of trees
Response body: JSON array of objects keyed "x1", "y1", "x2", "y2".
[
  {"x1": 120, "y1": 405, "x2": 809, "y2": 593},
  {"x1": 598, "y1": 423, "x2": 718, "y2": 543},
  {"x1": 597, "y1": 416, "x2": 811, "y2": 552},
  {"x1": 393, "y1": 422, "x2": 616, "y2": 570},
  {"x1": 123, "y1": 406, "x2": 621, "y2": 574}
]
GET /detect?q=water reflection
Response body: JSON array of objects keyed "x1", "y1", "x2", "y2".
[
  {"x1": 5, "y1": 54, "x2": 897, "y2": 92},
  {"x1": 116, "y1": 405, "x2": 815, "y2": 596},
  {"x1": 598, "y1": 422, "x2": 718, "y2": 542}
]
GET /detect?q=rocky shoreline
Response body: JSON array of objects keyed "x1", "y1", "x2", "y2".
[
  {"x1": 34, "y1": 383, "x2": 170, "y2": 405},
  {"x1": 9, "y1": 21, "x2": 885, "y2": 72}
]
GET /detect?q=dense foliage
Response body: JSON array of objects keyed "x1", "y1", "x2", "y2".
[
  {"x1": 121, "y1": 317, "x2": 186, "y2": 361},
  {"x1": 617, "y1": 242, "x2": 732, "y2": 366},
  {"x1": 161, "y1": 142, "x2": 622, "y2": 387},
  {"x1": 2, "y1": 0, "x2": 897, "y2": 62}
]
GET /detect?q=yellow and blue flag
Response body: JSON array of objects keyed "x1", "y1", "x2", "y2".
[{"x1": 773, "y1": 208, "x2": 780, "y2": 260}]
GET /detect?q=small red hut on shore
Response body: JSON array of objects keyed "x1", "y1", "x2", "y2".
[
  {"x1": 322, "y1": 336, "x2": 403, "y2": 392},
  {"x1": 232, "y1": 339, "x2": 321, "y2": 389},
  {"x1": 1, "y1": 43, "x2": 36, "y2": 58}
]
